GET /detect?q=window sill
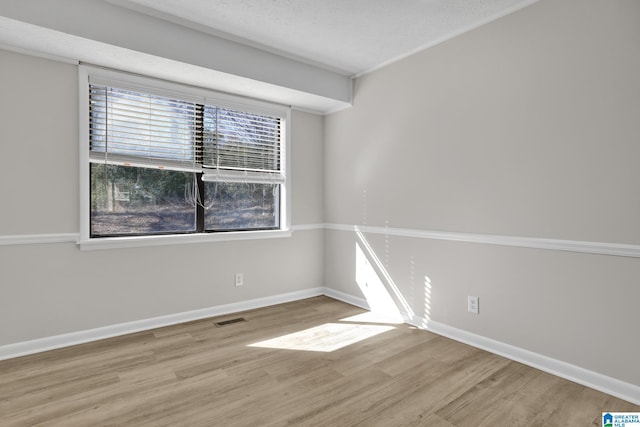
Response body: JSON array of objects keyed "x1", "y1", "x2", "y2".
[{"x1": 78, "y1": 229, "x2": 292, "y2": 250}]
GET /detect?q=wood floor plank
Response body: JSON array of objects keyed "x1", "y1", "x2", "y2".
[
  {"x1": 349, "y1": 350, "x2": 511, "y2": 426},
  {"x1": 0, "y1": 296, "x2": 637, "y2": 426}
]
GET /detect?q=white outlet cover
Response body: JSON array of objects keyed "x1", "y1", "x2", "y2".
[{"x1": 468, "y1": 296, "x2": 479, "y2": 314}]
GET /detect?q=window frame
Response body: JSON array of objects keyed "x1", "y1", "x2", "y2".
[{"x1": 79, "y1": 66, "x2": 291, "y2": 250}]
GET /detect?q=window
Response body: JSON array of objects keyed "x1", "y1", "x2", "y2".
[{"x1": 79, "y1": 67, "x2": 290, "y2": 248}]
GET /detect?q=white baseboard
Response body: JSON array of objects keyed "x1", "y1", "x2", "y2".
[
  {"x1": 323, "y1": 287, "x2": 372, "y2": 310},
  {"x1": 324, "y1": 287, "x2": 640, "y2": 406},
  {"x1": 0, "y1": 287, "x2": 324, "y2": 362},
  {"x1": 2, "y1": 286, "x2": 638, "y2": 406}
]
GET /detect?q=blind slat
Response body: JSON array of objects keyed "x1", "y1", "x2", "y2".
[
  {"x1": 201, "y1": 169, "x2": 285, "y2": 185},
  {"x1": 89, "y1": 152, "x2": 202, "y2": 173}
]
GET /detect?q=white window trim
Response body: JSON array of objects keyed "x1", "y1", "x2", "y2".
[{"x1": 78, "y1": 65, "x2": 292, "y2": 250}]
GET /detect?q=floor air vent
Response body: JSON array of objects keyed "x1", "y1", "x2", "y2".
[{"x1": 214, "y1": 317, "x2": 246, "y2": 327}]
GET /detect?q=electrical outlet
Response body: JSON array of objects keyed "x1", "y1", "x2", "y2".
[
  {"x1": 468, "y1": 296, "x2": 479, "y2": 314},
  {"x1": 235, "y1": 273, "x2": 244, "y2": 287}
]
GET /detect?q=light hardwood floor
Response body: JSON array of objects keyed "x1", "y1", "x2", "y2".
[{"x1": 0, "y1": 296, "x2": 637, "y2": 426}]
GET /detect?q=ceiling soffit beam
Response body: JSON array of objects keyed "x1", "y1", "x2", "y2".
[{"x1": 0, "y1": 0, "x2": 352, "y2": 112}]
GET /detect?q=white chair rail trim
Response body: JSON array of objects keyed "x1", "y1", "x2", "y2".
[
  {"x1": 1, "y1": 225, "x2": 640, "y2": 258},
  {"x1": 324, "y1": 223, "x2": 640, "y2": 258}
]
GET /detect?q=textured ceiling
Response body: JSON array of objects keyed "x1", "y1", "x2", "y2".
[
  {"x1": 109, "y1": 0, "x2": 538, "y2": 76},
  {"x1": 0, "y1": 0, "x2": 538, "y2": 112}
]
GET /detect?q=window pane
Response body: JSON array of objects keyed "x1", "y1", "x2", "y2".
[
  {"x1": 91, "y1": 164, "x2": 197, "y2": 236},
  {"x1": 204, "y1": 182, "x2": 279, "y2": 230}
]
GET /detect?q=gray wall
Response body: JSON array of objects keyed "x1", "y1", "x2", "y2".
[
  {"x1": 1, "y1": 0, "x2": 638, "y2": 390},
  {"x1": 324, "y1": 0, "x2": 640, "y2": 385},
  {"x1": 0, "y1": 49, "x2": 325, "y2": 345}
]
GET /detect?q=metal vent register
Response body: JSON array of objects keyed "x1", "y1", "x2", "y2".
[{"x1": 214, "y1": 317, "x2": 246, "y2": 327}]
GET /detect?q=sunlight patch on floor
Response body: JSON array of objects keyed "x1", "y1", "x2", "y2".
[{"x1": 248, "y1": 323, "x2": 395, "y2": 352}]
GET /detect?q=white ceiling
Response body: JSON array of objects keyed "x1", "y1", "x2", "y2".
[
  {"x1": 109, "y1": 0, "x2": 538, "y2": 76},
  {"x1": 0, "y1": 0, "x2": 538, "y2": 113}
]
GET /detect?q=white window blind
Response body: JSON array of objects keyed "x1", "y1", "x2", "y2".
[
  {"x1": 89, "y1": 85, "x2": 285, "y2": 183},
  {"x1": 202, "y1": 106, "x2": 284, "y2": 184},
  {"x1": 89, "y1": 84, "x2": 202, "y2": 173}
]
